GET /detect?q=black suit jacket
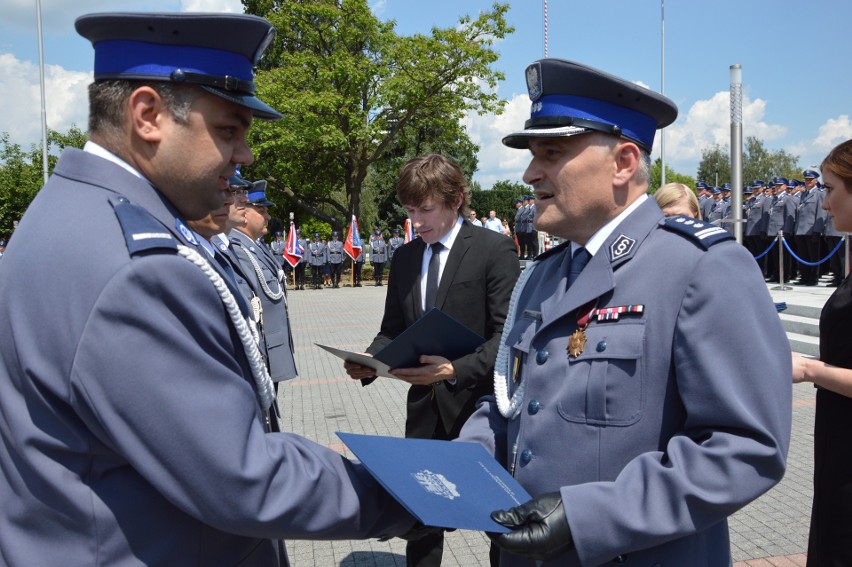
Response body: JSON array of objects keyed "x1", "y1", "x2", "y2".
[{"x1": 366, "y1": 221, "x2": 520, "y2": 438}]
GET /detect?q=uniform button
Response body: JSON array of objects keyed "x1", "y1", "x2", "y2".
[
  {"x1": 528, "y1": 400, "x2": 541, "y2": 414},
  {"x1": 596, "y1": 340, "x2": 607, "y2": 352},
  {"x1": 612, "y1": 555, "x2": 627, "y2": 564},
  {"x1": 536, "y1": 350, "x2": 549, "y2": 364},
  {"x1": 520, "y1": 449, "x2": 532, "y2": 465}
]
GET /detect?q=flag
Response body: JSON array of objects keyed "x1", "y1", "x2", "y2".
[
  {"x1": 404, "y1": 218, "x2": 414, "y2": 243},
  {"x1": 344, "y1": 215, "x2": 362, "y2": 260},
  {"x1": 282, "y1": 220, "x2": 303, "y2": 268}
]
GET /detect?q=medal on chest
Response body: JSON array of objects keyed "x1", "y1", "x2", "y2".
[{"x1": 567, "y1": 300, "x2": 598, "y2": 358}]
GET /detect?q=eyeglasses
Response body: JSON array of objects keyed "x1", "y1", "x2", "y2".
[{"x1": 229, "y1": 188, "x2": 248, "y2": 197}]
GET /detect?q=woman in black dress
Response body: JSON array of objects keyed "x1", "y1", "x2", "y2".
[{"x1": 793, "y1": 138, "x2": 852, "y2": 566}]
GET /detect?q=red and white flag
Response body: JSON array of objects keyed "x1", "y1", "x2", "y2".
[
  {"x1": 282, "y1": 220, "x2": 303, "y2": 268},
  {"x1": 404, "y1": 218, "x2": 414, "y2": 243},
  {"x1": 343, "y1": 215, "x2": 362, "y2": 260}
]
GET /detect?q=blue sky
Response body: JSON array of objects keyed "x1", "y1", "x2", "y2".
[{"x1": 1, "y1": 0, "x2": 850, "y2": 188}]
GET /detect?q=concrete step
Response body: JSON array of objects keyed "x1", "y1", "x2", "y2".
[
  {"x1": 779, "y1": 312, "x2": 820, "y2": 338},
  {"x1": 787, "y1": 330, "x2": 819, "y2": 357},
  {"x1": 781, "y1": 302, "x2": 823, "y2": 320}
]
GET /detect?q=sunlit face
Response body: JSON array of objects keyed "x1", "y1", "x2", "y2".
[
  {"x1": 226, "y1": 190, "x2": 248, "y2": 231},
  {"x1": 522, "y1": 135, "x2": 618, "y2": 243},
  {"x1": 154, "y1": 92, "x2": 254, "y2": 221},
  {"x1": 403, "y1": 195, "x2": 462, "y2": 244},
  {"x1": 821, "y1": 169, "x2": 852, "y2": 233},
  {"x1": 243, "y1": 204, "x2": 270, "y2": 239}
]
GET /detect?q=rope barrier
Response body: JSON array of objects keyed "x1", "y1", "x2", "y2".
[
  {"x1": 779, "y1": 236, "x2": 844, "y2": 267},
  {"x1": 752, "y1": 238, "x2": 776, "y2": 261}
]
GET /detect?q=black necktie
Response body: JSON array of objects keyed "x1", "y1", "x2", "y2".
[
  {"x1": 424, "y1": 242, "x2": 443, "y2": 312},
  {"x1": 567, "y1": 246, "x2": 590, "y2": 288}
]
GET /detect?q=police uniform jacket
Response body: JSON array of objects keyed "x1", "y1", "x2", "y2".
[
  {"x1": 297, "y1": 237, "x2": 309, "y2": 264},
  {"x1": 514, "y1": 206, "x2": 525, "y2": 234},
  {"x1": 767, "y1": 192, "x2": 795, "y2": 236},
  {"x1": 388, "y1": 236, "x2": 405, "y2": 260},
  {"x1": 458, "y1": 198, "x2": 791, "y2": 567},
  {"x1": 327, "y1": 239, "x2": 345, "y2": 264},
  {"x1": 759, "y1": 192, "x2": 773, "y2": 236},
  {"x1": 0, "y1": 148, "x2": 412, "y2": 567},
  {"x1": 744, "y1": 194, "x2": 764, "y2": 236},
  {"x1": 270, "y1": 238, "x2": 286, "y2": 266},
  {"x1": 230, "y1": 229, "x2": 298, "y2": 382},
  {"x1": 370, "y1": 237, "x2": 387, "y2": 263},
  {"x1": 699, "y1": 194, "x2": 714, "y2": 221},
  {"x1": 794, "y1": 187, "x2": 826, "y2": 235},
  {"x1": 522, "y1": 204, "x2": 535, "y2": 233},
  {"x1": 308, "y1": 240, "x2": 327, "y2": 266}
]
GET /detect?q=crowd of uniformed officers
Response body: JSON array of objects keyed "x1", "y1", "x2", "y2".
[{"x1": 698, "y1": 173, "x2": 846, "y2": 286}]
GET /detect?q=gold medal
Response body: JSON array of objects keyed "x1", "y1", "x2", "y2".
[{"x1": 567, "y1": 327, "x2": 587, "y2": 358}]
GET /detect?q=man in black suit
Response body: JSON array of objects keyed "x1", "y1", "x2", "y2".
[{"x1": 344, "y1": 154, "x2": 520, "y2": 566}]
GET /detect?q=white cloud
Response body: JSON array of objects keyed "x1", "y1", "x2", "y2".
[
  {"x1": 466, "y1": 94, "x2": 531, "y2": 188},
  {"x1": 788, "y1": 116, "x2": 852, "y2": 167},
  {"x1": 0, "y1": 54, "x2": 89, "y2": 147},
  {"x1": 660, "y1": 91, "x2": 786, "y2": 176},
  {"x1": 180, "y1": 0, "x2": 243, "y2": 12}
]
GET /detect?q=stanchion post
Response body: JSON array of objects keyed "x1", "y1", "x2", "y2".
[{"x1": 773, "y1": 232, "x2": 792, "y2": 291}]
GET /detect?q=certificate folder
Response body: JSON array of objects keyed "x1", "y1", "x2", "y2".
[
  {"x1": 316, "y1": 308, "x2": 486, "y2": 379},
  {"x1": 337, "y1": 432, "x2": 531, "y2": 533}
]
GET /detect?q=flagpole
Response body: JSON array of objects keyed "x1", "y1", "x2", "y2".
[
  {"x1": 660, "y1": 0, "x2": 666, "y2": 187},
  {"x1": 37, "y1": 0, "x2": 49, "y2": 183}
]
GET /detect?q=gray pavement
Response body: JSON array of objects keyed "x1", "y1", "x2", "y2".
[{"x1": 278, "y1": 274, "x2": 836, "y2": 566}]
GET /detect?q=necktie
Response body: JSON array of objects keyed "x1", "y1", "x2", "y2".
[
  {"x1": 424, "y1": 242, "x2": 443, "y2": 312},
  {"x1": 567, "y1": 246, "x2": 590, "y2": 288}
]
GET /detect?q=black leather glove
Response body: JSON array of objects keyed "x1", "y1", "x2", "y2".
[{"x1": 488, "y1": 492, "x2": 573, "y2": 561}]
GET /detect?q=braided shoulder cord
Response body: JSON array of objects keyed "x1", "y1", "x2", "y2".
[
  {"x1": 242, "y1": 245, "x2": 285, "y2": 302},
  {"x1": 177, "y1": 245, "x2": 275, "y2": 411},
  {"x1": 494, "y1": 262, "x2": 538, "y2": 419}
]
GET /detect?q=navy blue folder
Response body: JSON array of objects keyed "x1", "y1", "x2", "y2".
[
  {"x1": 337, "y1": 432, "x2": 531, "y2": 533},
  {"x1": 317, "y1": 308, "x2": 486, "y2": 378}
]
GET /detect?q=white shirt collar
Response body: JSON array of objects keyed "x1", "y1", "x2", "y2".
[
  {"x1": 83, "y1": 140, "x2": 149, "y2": 182},
  {"x1": 573, "y1": 193, "x2": 648, "y2": 257}
]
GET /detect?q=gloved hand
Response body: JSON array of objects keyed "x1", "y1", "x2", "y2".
[{"x1": 487, "y1": 492, "x2": 573, "y2": 561}]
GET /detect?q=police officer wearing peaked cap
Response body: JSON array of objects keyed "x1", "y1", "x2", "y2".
[
  {"x1": 457, "y1": 58, "x2": 791, "y2": 566},
  {"x1": 0, "y1": 12, "x2": 415, "y2": 567},
  {"x1": 327, "y1": 230, "x2": 345, "y2": 287}
]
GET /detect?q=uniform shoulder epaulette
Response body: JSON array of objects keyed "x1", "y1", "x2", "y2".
[
  {"x1": 661, "y1": 216, "x2": 734, "y2": 250},
  {"x1": 111, "y1": 196, "x2": 178, "y2": 256},
  {"x1": 533, "y1": 239, "x2": 571, "y2": 262}
]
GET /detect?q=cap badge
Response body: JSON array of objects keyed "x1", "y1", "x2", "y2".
[{"x1": 526, "y1": 62, "x2": 542, "y2": 101}]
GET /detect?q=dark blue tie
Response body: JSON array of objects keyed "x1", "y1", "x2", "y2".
[
  {"x1": 567, "y1": 247, "x2": 590, "y2": 288},
  {"x1": 424, "y1": 242, "x2": 443, "y2": 312}
]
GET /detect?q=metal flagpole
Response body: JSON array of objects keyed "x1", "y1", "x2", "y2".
[
  {"x1": 730, "y1": 64, "x2": 744, "y2": 244},
  {"x1": 660, "y1": 0, "x2": 666, "y2": 187},
  {"x1": 543, "y1": 0, "x2": 548, "y2": 57},
  {"x1": 37, "y1": 0, "x2": 49, "y2": 184}
]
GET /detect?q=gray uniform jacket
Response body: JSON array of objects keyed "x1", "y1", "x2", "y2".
[
  {"x1": 794, "y1": 187, "x2": 826, "y2": 235},
  {"x1": 744, "y1": 195, "x2": 765, "y2": 236},
  {"x1": 458, "y1": 199, "x2": 791, "y2": 567},
  {"x1": 388, "y1": 236, "x2": 405, "y2": 260},
  {"x1": 767, "y1": 192, "x2": 795, "y2": 236},
  {"x1": 327, "y1": 240, "x2": 345, "y2": 264},
  {"x1": 0, "y1": 149, "x2": 412, "y2": 567},
  {"x1": 308, "y1": 241, "x2": 327, "y2": 266},
  {"x1": 370, "y1": 237, "x2": 387, "y2": 263},
  {"x1": 230, "y1": 229, "x2": 298, "y2": 382},
  {"x1": 270, "y1": 239, "x2": 286, "y2": 266}
]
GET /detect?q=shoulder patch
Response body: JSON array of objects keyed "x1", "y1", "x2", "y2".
[
  {"x1": 111, "y1": 197, "x2": 177, "y2": 256},
  {"x1": 661, "y1": 216, "x2": 734, "y2": 249}
]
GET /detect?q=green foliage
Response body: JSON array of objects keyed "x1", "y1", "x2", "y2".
[
  {"x1": 0, "y1": 125, "x2": 87, "y2": 237},
  {"x1": 241, "y1": 0, "x2": 513, "y2": 233},
  {"x1": 470, "y1": 180, "x2": 530, "y2": 226},
  {"x1": 648, "y1": 159, "x2": 695, "y2": 193},
  {"x1": 696, "y1": 137, "x2": 801, "y2": 187}
]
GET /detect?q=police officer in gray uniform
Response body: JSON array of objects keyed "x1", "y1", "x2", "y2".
[
  {"x1": 370, "y1": 230, "x2": 387, "y2": 285},
  {"x1": 793, "y1": 170, "x2": 826, "y2": 285},
  {"x1": 766, "y1": 178, "x2": 796, "y2": 282},
  {"x1": 230, "y1": 185, "x2": 298, "y2": 384},
  {"x1": 0, "y1": 13, "x2": 414, "y2": 567},
  {"x1": 457, "y1": 58, "x2": 791, "y2": 567},
  {"x1": 388, "y1": 227, "x2": 405, "y2": 263},
  {"x1": 308, "y1": 232, "x2": 327, "y2": 289},
  {"x1": 327, "y1": 231, "x2": 345, "y2": 287}
]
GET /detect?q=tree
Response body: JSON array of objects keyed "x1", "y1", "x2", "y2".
[
  {"x1": 241, "y1": 0, "x2": 513, "y2": 233},
  {"x1": 0, "y1": 126, "x2": 86, "y2": 237},
  {"x1": 648, "y1": 159, "x2": 695, "y2": 193},
  {"x1": 696, "y1": 137, "x2": 800, "y2": 187}
]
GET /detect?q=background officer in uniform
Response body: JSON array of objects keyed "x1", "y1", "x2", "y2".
[
  {"x1": 793, "y1": 170, "x2": 825, "y2": 286},
  {"x1": 294, "y1": 229, "x2": 308, "y2": 290},
  {"x1": 308, "y1": 232, "x2": 327, "y2": 289},
  {"x1": 513, "y1": 198, "x2": 526, "y2": 258},
  {"x1": 327, "y1": 231, "x2": 344, "y2": 288},
  {"x1": 270, "y1": 231, "x2": 286, "y2": 267},
  {"x1": 370, "y1": 230, "x2": 387, "y2": 286},
  {"x1": 457, "y1": 58, "x2": 791, "y2": 567},
  {"x1": 230, "y1": 185, "x2": 298, "y2": 384},
  {"x1": 0, "y1": 13, "x2": 416, "y2": 566},
  {"x1": 388, "y1": 227, "x2": 405, "y2": 264}
]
